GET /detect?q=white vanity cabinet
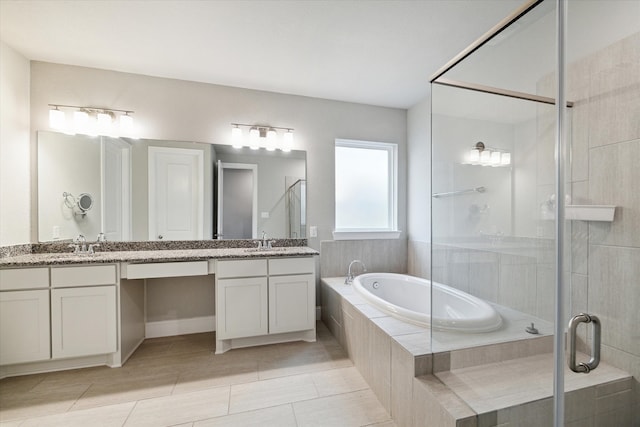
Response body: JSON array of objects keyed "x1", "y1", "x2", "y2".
[
  {"x1": 215, "y1": 256, "x2": 316, "y2": 353},
  {"x1": 268, "y1": 258, "x2": 315, "y2": 334},
  {"x1": 50, "y1": 265, "x2": 117, "y2": 359},
  {"x1": 215, "y1": 259, "x2": 268, "y2": 340},
  {"x1": 0, "y1": 268, "x2": 51, "y2": 365}
]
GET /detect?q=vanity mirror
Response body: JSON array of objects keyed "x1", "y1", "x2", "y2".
[{"x1": 37, "y1": 131, "x2": 306, "y2": 242}]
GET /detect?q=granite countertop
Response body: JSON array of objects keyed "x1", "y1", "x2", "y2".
[{"x1": 0, "y1": 246, "x2": 319, "y2": 267}]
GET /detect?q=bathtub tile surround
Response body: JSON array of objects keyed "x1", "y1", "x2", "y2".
[
  {"x1": 407, "y1": 240, "x2": 430, "y2": 280},
  {"x1": 321, "y1": 277, "x2": 635, "y2": 426},
  {"x1": 320, "y1": 239, "x2": 408, "y2": 278}
]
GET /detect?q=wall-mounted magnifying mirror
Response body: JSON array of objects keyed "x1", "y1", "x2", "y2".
[{"x1": 77, "y1": 193, "x2": 93, "y2": 212}]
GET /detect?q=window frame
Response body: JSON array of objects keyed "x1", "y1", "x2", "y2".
[{"x1": 333, "y1": 138, "x2": 400, "y2": 240}]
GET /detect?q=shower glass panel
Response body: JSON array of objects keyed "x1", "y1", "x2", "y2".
[
  {"x1": 431, "y1": 84, "x2": 559, "y2": 353},
  {"x1": 430, "y1": 0, "x2": 566, "y2": 423},
  {"x1": 431, "y1": 0, "x2": 639, "y2": 424}
]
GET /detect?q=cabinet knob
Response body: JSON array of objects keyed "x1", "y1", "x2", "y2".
[{"x1": 158, "y1": 235, "x2": 163, "y2": 240}]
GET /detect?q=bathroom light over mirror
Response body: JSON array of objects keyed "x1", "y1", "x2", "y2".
[
  {"x1": 230, "y1": 123, "x2": 295, "y2": 151},
  {"x1": 48, "y1": 104, "x2": 136, "y2": 137}
]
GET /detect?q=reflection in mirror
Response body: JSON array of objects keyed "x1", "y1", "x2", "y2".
[{"x1": 37, "y1": 131, "x2": 306, "y2": 242}]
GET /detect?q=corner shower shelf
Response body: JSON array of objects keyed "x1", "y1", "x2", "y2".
[{"x1": 565, "y1": 205, "x2": 616, "y2": 222}]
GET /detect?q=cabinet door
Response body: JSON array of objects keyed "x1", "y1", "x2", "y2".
[
  {"x1": 51, "y1": 286, "x2": 117, "y2": 359},
  {"x1": 0, "y1": 290, "x2": 50, "y2": 365},
  {"x1": 216, "y1": 277, "x2": 267, "y2": 339},
  {"x1": 268, "y1": 274, "x2": 315, "y2": 334}
]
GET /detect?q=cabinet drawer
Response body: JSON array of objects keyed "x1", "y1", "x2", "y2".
[
  {"x1": 216, "y1": 259, "x2": 267, "y2": 278},
  {"x1": 268, "y1": 257, "x2": 315, "y2": 276},
  {"x1": 0, "y1": 268, "x2": 49, "y2": 291},
  {"x1": 123, "y1": 261, "x2": 208, "y2": 279},
  {"x1": 51, "y1": 265, "x2": 117, "y2": 287}
]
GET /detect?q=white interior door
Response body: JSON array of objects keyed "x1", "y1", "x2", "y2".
[
  {"x1": 101, "y1": 138, "x2": 131, "y2": 241},
  {"x1": 217, "y1": 161, "x2": 257, "y2": 239},
  {"x1": 149, "y1": 147, "x2": 204, "y2": 241}
]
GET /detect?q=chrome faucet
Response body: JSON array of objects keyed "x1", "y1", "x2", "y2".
[
  {"x1": 68, "y1": 234, "x2": 99, "y2": 255},
  {"x1": 345, "y1": 260, "x2": 367, "y2": 284}
]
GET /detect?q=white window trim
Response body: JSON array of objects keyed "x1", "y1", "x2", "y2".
[{"x1": 334, "y1": 139, "x2": 399, "y2": 239}]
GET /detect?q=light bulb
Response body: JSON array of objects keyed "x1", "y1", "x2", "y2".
[
  {"x1": 74, "y1": 110, "x2": 90, "y2": 134},
  {"x1": 231, "y1": 126, "x2": 243, "y2": 148},
  {"x1": 468, "y1": 148, "x2": 480, "y2": 163},
  {"x1": 120, "y1": 114, "x2": 134, "y2": 134},
  {"x1": 282, "y1": 130, "x2": 293, "y2": 152},
  {"x1": 501, "y1": 152, "x2": 511, "y2": 165},
  {"x1": 490, "y1": 150, "x2": 501, "y2": 165},
  {"x1": 49, "y1": 108, "x2": 66, "y2": 130},
  {"x1": 97, "y1": 112, "x2": 113, "y2": 135},
  {"x1": 480, "y1": 149, "x2": 491, "y2": 164},
  {"x1": 266, "y1": 128, "x2": 277, "y2": 151},
  {"x1": 249, "y1": 127, "x2": 260, "y2": 150}
]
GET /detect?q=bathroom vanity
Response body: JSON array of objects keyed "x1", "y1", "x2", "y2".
[{"x1": 0, "y1": 245, "x2": 318, "y2": 378}]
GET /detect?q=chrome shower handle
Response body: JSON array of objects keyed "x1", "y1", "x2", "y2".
[{"x1": 567, "y1": 313, "x2": 601, "y2": 373}]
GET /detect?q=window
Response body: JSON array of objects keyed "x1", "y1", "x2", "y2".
[{"x1": 334, "y1": 139, "x2": 399, "y2": 239}]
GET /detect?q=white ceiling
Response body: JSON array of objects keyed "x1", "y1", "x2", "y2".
[{"x1": 0, "y1": 0, "x2": 525, "y2": 109}]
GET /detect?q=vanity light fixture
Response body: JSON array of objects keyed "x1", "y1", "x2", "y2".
[
  {"x1": 466, "y1": 141, "x2": 511, "y2": 167},
  {"x1": 230, "y1": 123, "x2": 295, "y2": 152},
  {"x1": 48, "y1": 104, "x2": 135, "y2": 137}
]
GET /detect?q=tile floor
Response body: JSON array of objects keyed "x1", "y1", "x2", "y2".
[{"x1": 0, "y1": 323, "x2": 395, "y2": 427}]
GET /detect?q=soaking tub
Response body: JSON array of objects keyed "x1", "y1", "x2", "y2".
[{"x1": 352, "y1": 273, "x2": 502, "y2": 333}]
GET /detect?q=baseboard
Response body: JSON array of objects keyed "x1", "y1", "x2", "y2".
[{"x1": 145, "y1": 316, "x2": 216, "y2": 338}]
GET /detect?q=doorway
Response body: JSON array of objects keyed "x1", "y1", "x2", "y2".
[{"x1": 216, "y1": 161, "x2": 257, "y2": 239}]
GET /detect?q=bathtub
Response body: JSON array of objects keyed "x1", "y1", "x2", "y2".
[{"x1": 352, "y1": 273, "x2": 502, "y2": 333}]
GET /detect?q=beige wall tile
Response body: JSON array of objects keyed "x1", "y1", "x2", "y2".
[
  {"x1": 368, "y1": 323, "x2": 392, "y2": 413},
  {"x1": 408, "y1": 240, "x2": 431, "y2": 280},
  {"x1": 588, "y1": 245, "x2": 640, "y2": 356},
  {"x1": 320, "y1": 239, "x2": 408, "y2": 278},
  {"x1": 391, "y1": 341, "x2": 417, "y2": 427},
  {"x1": 587, "y1": 50, "x2": 640, "y2": 148},
  {"x1": 589, "y1": 140, "x2": 640, "y2": 247},
  {"x1": 468, "y1": 251, "x2": 499, "y2": 303}
]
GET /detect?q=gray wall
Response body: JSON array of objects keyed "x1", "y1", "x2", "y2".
[{"x1": 29, "y1": 61, "x2": 408, "y2": 249}]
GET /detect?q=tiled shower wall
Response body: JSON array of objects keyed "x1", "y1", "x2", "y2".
[{"x1": 567, "y1": 32, "x2": 640, "y2": 417}]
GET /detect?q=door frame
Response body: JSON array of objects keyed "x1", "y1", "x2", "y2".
[
  {"x1": 100, "y1": 137, "x2": 132, "y2": 241},
  {"x1": 217, "y1": 161, "x2": 258, "y2": 239}
]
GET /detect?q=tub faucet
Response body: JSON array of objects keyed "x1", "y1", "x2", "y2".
[{"x1": 345, "y1": 260, "x2": 367, "y2": 284}]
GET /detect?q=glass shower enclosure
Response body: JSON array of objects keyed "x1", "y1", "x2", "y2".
[{"x1": 429, "y1": 0, "x2": 639, "y2": 425}]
